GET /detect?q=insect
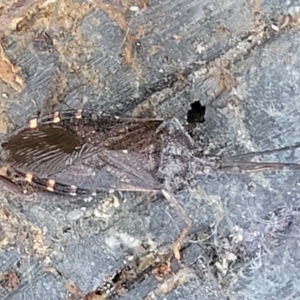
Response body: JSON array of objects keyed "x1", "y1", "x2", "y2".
[{"x1": 2, "y1": 109, "x2": 300, "y2": 259}]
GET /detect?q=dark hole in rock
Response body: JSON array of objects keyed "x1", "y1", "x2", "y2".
[{"x1": 187, "y1": 101, "x2": 206, "y2": 123}]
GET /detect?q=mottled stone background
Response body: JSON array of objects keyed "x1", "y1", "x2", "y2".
[{"x1": 1, "y1": 1, "x2": 300, "y2": 299}]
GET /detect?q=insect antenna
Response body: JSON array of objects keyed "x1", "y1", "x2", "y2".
[
  {"x1": 220, "y1": 161, "x2": 300, "y2": 173},
  {"x1": 227, "y1": 142, "x2": 300, "y2": 161}
]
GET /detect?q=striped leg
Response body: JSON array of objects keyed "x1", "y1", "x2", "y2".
[{"x1": 0, "y1": 166, "x2": 94, "y2": 197}]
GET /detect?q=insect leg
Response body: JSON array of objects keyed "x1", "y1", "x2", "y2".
[
  {"x1": 161, "y1": 189, "x2": 192, "y2": 261},
  {"x1": 0, "y1": 174, "x2": 26, "y2": 195},
  {"x1": 11, "y1": 168, "x2": 94, "y2": 196}
]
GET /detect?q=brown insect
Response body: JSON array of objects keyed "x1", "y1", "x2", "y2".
[{"x1": 2, "y1": 109, "x2": 300, "y2": 260}]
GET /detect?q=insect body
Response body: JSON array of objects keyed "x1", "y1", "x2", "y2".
[
  {"x1": 2, "y1": 110, "x2": 223, "y2": 196},
  {"x1": 1, "y1": 110, "x2": 165, "y2": 194},
  {"x1": 1, "y1": 109, "x2": 200, "y2": 259},
  {"x1": 2, "y1": 109, "x2": 300, "y2": 260}
]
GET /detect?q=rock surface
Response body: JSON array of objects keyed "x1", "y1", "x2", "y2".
[{"x1": 0, "y1": 0, "x2": 300, "y2": 299}]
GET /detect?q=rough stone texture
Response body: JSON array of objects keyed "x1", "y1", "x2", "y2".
[{"x1": 1, "y1": 0, "x2": 300, "y2": 299}]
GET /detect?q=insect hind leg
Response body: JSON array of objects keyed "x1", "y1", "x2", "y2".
[{"x1": 11, "y1": 168, "x2": 94, "y2": 197}]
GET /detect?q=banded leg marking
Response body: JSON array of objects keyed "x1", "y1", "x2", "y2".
[
  {"x1": 29, "y1": 109, "x2": 108, "y2": 127},
  {"x1": 12, "y1": 168, "x2": 92, "y2": 196}
]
